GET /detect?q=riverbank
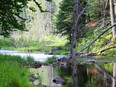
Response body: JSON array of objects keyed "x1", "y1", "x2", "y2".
[{"x1": 0, "y1": 29, "x2": 115, "y2": 58}]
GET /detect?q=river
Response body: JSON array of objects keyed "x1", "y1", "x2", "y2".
[
  {"x1": 0, "y1": 50, "x2": 68, "y2": 62},
  {"x1": 0, "y1": 50, "x2": 116, "y2": 87}
]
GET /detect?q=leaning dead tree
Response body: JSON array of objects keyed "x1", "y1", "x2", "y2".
[{"x1": 78, "y1": 23, "x2": 116, "y2": 54}]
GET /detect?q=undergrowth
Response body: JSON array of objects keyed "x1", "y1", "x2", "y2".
[{"x1": 76, "y1": 26, "x2": 116, "y2": 57}]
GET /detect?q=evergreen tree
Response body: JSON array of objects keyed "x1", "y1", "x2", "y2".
[
  {"x1": 55, "y1": 0, "x2": 73, "y2": 43},
  {"x1": 55, "y1": 0, "x2": 87, "y2": 43}
]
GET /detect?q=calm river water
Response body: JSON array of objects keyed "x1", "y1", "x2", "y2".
[
  {"x1": 34, "y1": 63, "x2": 116, "y2": 87},
  {"x1": 0, "y1": 50, "x2": 116, "y2": 87}
]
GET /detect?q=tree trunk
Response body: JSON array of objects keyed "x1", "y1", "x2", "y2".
[
  {"x1": 71, "y1": 0, "x2": 79, "y2": 60},
  {"x1": 109, "y1": 0, "x2": 116, "y2": 36},
  {"x1": 71, "y1": 0, "x2": 79, "y2": 87},
  {"x1": 112, "y1": 63, "x2": 116, "y2": 87}
]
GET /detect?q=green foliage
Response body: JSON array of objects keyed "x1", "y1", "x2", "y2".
[
  {"x1": 100, "y1": 63, "x2": 113, "y2": 75},
  {"x1": 0, "y1": 37, "x2": 14, "y2": 48},
  {"x1": 43, "y1": 56, "x2": 57, "y2": 64},
  {"x1": 76, "y1": 25, "x2": 116, "y2": 57},
  {"x1": 55, "y1": 0, "x2": 72, "y2": 37},
  {"x1": 0, "y1": 0, "x2": 28, "y2": 37},
  {"x1": 105, "y1": 49, "x2": 116, "y2": 57},
  {"x1": 0, "y1": 0, "x2": 52, "y2": 37},
  {"x1": 0, "y1": 61, "x2": 30, "y2": 87},
  {"x1": 55, "y1": 0, "x2": 87, "y2": 43}
]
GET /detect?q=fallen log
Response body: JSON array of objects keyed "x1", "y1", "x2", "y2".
[
  {"x1": 78, "y1": 23, "x2": 116, "y2": 54},
  {"x1": 80, "y1": 45, "x2": 116, "y2": 56}
]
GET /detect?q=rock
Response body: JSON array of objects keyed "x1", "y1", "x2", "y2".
[
  {"x1": 48, "y1": 51, "x2": 53, "y2": 55},
  {"x1": 51, "y1": 46, "x2": 61, "y2": 51},
  {"x1": 30, "y1": 75, "x2": 38, "y2": 82},
  {"x1": 23, "y1": 61, "x2": 42, "y2": 68},
  {"x1": 53, "y1": 57, "x2": 68, "y2": 67},
  {"x1": 48, "y1": 46, "x2": 61, "y2": 54},
  {"x1": 53, "y1": 77, "x2": 65, "y2": 84}
]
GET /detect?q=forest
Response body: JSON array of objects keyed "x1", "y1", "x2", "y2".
[{"x1": 0, "y1": 0, "x2": 116, "y2": 87}]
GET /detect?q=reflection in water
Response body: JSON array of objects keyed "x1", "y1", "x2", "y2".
[{"x1": 32, "y1": 63, "x2": 116, "y2": 87}]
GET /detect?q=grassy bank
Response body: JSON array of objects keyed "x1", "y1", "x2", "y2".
[
  {"x1": 0, "y1": 29, "x2": 115, "y2": 57},
  {"x1": 0, "y1": 61, "x2": 30, "y2": 87},
  {"x1": 0, "y1": 54, "x2": 34, "y2": 87},
  {"x1": 0, "y1": 35, "x2": 68, "y2": 53},
  {"x1": 0, "y1": 54, "x2": 34, "y2": 63}
]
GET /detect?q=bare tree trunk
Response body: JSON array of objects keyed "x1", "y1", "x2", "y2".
[
  {"x1": 71, "y1": 0, "x2": 78, "y2": 60},
  {"x1": 71, "y1": 0, "x2": 79, "y2": 87},
  {"x1": 112, "y1": 63, "x2": 116, "y2": 87},
  {"x1": 109, "y1": 0, "x2": 116, "y2": 36}
]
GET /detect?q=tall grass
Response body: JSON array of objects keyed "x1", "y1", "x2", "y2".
[
  {"x1": 0, "y1": 54, "x2": 34, "y2": 63},
  {"x1": 0, "y1": 61, "x2": 30, "y2": 87},
  {"x1": 0, "y1": 37, "x2": 14, "y2": 48},
  {"x1": 0, "y1": 54, "x2": 35, "y2": 87}
]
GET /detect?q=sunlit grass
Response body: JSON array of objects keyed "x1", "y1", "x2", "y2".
[
  {"x1": 0, "y1": 54, "x2": 34, "y2": 63},
  {"x1": 0, "y1": 61, "x2": 30, "y2": 87},
  {"x1": 42, "y1": 35, "x2": 68, "y2": 46},
  {"x1": 0, "y1": 54, "x2": 35, "y2": 87}
]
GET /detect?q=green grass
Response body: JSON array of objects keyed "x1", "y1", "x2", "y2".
[
  {"x1": 43, "y1": 56, "x2": 57, "y2": 64},
  {"x1": 0, "y1": 61, "x2": 30, "y2": 87},
  {"x1": 0, "y1": 54, "x2": 35, "y2": 87},
  {"x1": 0, "y1": 54, "x2": 34, "y2": 63},
  {"x1": 0, "y1": 37, "x2": 14, "y2": 48},
  {"x1": 104, "y1": 49, "x2": 116, "y2": 57}
]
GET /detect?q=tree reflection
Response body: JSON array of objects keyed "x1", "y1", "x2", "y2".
[
  {"x1": 55, "y1": 66, "x2": 73, "y2": 87},
  {"x1": 54, "y1": 63, "x2": 116, "y2": 87}
]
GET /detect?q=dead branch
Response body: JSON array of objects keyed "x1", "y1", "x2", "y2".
[
  {"x1": 78, "y1": 23, "x2": 116, "y2": 54},
  {"x1": 97, "y1": 45, "x2": 116, "y2": 53},
  {"x1": 80, "y1": 45, "x2": 116, "y2": 56}
]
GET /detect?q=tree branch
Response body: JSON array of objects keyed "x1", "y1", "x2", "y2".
[
  {"x1": 78, "y1": 23, "x2": 116, "y2": 54},
  {"x1": 75, "y1": 6, "x2": 87, "y2": 24},
  {"x1": 97, "y1": 45, "x2": 116, "y2": 53}
]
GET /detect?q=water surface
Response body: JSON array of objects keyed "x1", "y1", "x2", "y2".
[{"x1": 31, "y1": 63, "x2": 116, "y2": 87}]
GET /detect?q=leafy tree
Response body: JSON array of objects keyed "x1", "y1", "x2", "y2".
[{"x1": 0, "y1": 0, "x2": 52, "y2": 37}]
